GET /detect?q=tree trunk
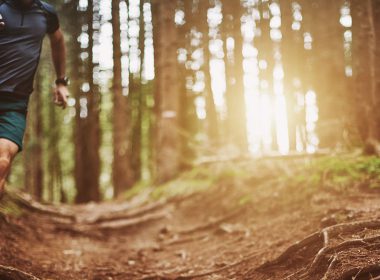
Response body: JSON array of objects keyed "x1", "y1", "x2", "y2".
[
  {"x1": 112, "y1": 0, "x2": 134, "y2": 197},
  {"x1": 177, "y1": 0, "x2": 197, "y2": 170},
  {"x1": 279, "y1": 0, "x2": 298, "y2": 151},
  {"x1": 351, "y1": 0, "x2": 380, "y2": 154},
  {"x1": 372, "y1": 0, "x2": 380, "y2": 140},
  {"x1": 152, "y1": 0, "x2": 181, "y2": 183},
  {"x1": 311, "y1": 0, "x2": 347, "y2": 148},
  {"x1": 24, "y1": 69, "x2": 44, "y2": 201},
  {"x1": 256, "y1": 0, "x2": 276, "y2": 151},
  {"x1": 74, "y1": 0, "x2": 101, "y2": 203},
  {"x1": 198, "y1": 0, "x2": 220, "y2": 148},
  {"x1": 131, "y1": 0, "x2": 146, "y2": 182},
  {"x1": 222, "y1": 0, "x2": 248, "y2": 153},
  {"x1": 47, "y1": 102, "x2": 64, "y2": 203}
]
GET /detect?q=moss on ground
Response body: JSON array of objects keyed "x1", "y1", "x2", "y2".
[
  {"x1": 121, "y1": 163, "x2": 253, "y2": 201},
  {"x1": 122, "y1": 154, "x2": 380, "y2": 203},
  {"x1": 0, "y1": 193, "x2": 24, "y2": 217},
  {"x1": 285, "y1": 154, "x2": 380, "y2": 191}
]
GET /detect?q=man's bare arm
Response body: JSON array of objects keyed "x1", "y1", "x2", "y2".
[{"x1": 49, "y1": 29, "x2": 70, "y2": 109}]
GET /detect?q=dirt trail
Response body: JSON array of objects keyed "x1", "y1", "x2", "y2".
[{"x1": 1, "y1": 159, "x2": 380, "y2": 280}]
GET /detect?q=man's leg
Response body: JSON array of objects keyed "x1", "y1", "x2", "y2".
[{"x1": 0, "y1": 138, "x2": 19, "y2": 197}]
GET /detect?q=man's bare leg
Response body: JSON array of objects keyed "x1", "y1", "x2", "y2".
[{"x1": 0, "y1": 139, "x2": 19, "y2": 198}]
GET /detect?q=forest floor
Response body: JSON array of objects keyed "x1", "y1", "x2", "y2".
[{"x1": 1, "y1": 154, "x2": 380, "y2": 280}]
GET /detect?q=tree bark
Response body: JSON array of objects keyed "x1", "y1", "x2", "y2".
[
  {"x1": 311, "y1": 0, "x2": 347, "y2": 148},
  {"x1": 74, "y1": 0, "x2": 101, "y2": 203},
  {"x1": 371, "y1": 0, "x2": 380, "y2": 140},
  {"x1": 256, "y1": 0, "x2": 276, "y2": 151},
  {"x1": 279, "y1": 0, "x2": 297, "y2": 151},
  {"x1": 352, "y1": 0, "x2": 380, "y2": 154},
  {"x1": 152, "y1": 0, "x2": 181, "y2": 183},
  {"x1": 24, "y1": 69, "x2": 44, "y2": 201},
  {"x1": 222, "y1": 0, "x2": 248, "y2": 153},
  {"x1": 112, "y1": 0, "x2": 134, "y2": 197},
  {"x1": 198, "y1": 0, "x2": 220, "y2": 147}
]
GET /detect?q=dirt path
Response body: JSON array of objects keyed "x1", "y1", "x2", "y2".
[{"x1": 1, "y1": 159, "x2": 380, "y2": 280}]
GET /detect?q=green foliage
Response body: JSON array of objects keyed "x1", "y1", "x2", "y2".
[
  {"x1": 237, "y1": 194, "x2": 252, "y2": 206},
  {"x1": 120, "y1": 181, "x2": 151, "y2": 201},
  {"x1": 120, "y1": 163, "x2": 252, "y2": 201},
  {"x1": 285, "y1": 155, "x2": 380, "y2": 190},
  {"x1": 150, "y1": 166, "x2": 217, "y2": 200},
  {"x1": 0, "y1": 194, "x2": 23, "y2": 217}
]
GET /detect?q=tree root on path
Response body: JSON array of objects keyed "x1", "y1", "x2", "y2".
[
  {"x1": 140, "y1": 250, "x2": 262, "y2": 280},
  {"x1": 55, "y1": 210, "x2": 169, "y2": 236},
  {"x1": 80, "y1": 200, "x2": 168, "y2": 224},
  {"x1": 162, "y1": 233, "x2": 210, "y2": 246},
  {"x1": 5, "y1": 192, "x2": 75, "y2": 221},
  {"x1": 249, "y1": 219, "x2": 380, "y2": 280},
  {"x1": 0, "y1": 265, "x2": 40, "y2": 280},
  {"x1": 176, "y1": 207, "x2": 246, "y2": 235}
]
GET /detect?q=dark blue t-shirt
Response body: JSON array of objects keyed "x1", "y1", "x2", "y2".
[{"x1": 0, "y1": 0, "x2": 59, "y2": 106}]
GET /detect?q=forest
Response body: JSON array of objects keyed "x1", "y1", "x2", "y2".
[
  {"x1": 10, "y1": 0, "x2": 379, "y2": 203},
  {"x1": 1, "y1": 0, "x2": 380, "y2": 279}
]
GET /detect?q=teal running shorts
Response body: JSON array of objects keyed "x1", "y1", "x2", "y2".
[{"x1": 0, "y1": 110, "x2": 27, "y2": 152}]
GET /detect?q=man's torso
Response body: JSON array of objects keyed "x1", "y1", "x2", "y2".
[{"x1": 0, "y1": 0, "x2": 54, "y2": 104}]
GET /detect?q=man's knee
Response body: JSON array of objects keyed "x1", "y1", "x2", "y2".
[
  {"x1": 0, "y1": 155, "x2": 11, "y2": 173},
  {"x1": 0, "y1": 139, "x2": 19, "y2": 174}
]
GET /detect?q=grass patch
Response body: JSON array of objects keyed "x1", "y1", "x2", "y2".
[
  {"x1": 120, "y1": 154, "x2": 380, "y2": 203},
  {"x1": 286, "y1": 155, "x2": 380, "y2": 191},
  {"x1": 0, "y1": 193, "x2": 24, "y2": 217},
  {"x1": 120, "y1": 163, "x2": 253, "y2": 201}
]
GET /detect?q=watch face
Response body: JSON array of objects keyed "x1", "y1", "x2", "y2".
[
  {"x1": 0, "y1": 14, "x2": 5, "y2": 31},
  {"x1": 56, "y1": 77, "x2": 70, "y2": 86}
]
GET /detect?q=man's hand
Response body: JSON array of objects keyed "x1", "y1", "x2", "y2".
[
  {"x1": 53, "y1": 85, "x2": 70, "y2": 109},
  {"x1": 0, "y1": 14, "x2": 5, "y2": 31}
]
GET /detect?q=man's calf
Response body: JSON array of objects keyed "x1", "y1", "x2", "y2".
[{"x1": 0, "y1": 138, "x2": 19, "y2": 196}]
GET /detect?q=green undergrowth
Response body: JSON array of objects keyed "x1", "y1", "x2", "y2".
[
  {"x1": 286, "y1": 154, "x2": 380, "y2": 191},
  {"x1": 0, "y1": 193, "x2": 24, "y2": 218},
  {"x1": 122, "y1": 163, "x2": 253, "y2": 201},
  {"x1": 122, "y1": 154, "x2": 380, "y2": 204}
]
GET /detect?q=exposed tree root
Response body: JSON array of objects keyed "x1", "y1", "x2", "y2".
[
  {"x1": 0, "y1": 265, "x2": 40, "y2": 280},
  {"x1": 162, "y1": 233, "x2": 210, "y2": 246},
  {"x1": 256, "y1": 231, "x2": 323, "y2": 271},
  {"x1": 55, "y1": 211, "x2": 169, "y2": 236},
  {"x1": 339, "y1": 263, "x2": 380, "y2": 280},
  {"x1": 141, "y1": 250, "x2": 262, "y2": 280},
  {"x1": 81, "y1": 200, "x2": 168, "y2": 224},
  {"x1": 7, "y1": 192, "x2": 75, "y2": 221},
  {"x1": 252, "y1": 219, "x2": 380, "y2": 280},
  {"x1": 363, "y1": 138, "x2": 380, "y2": 156},
  {"x1": 176, "y1": 207, "x2": 246, "y2": 235},
  {"x1": 96, "y1": 211, "x2": 169, "y2": 230}
]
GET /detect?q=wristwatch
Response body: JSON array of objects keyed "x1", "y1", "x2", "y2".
[{"x1": 55, "y1": 77, "x2": 70, "y2": 86}]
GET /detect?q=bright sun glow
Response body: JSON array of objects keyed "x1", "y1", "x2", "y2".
[{"x1": 97, "y1": 0, "x2": 323, "y2": 156}]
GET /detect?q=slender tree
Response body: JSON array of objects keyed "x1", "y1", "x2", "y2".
[
  {"x1": 198, "y1": 0, "x2": 220, "y2": 147},
  {"x1": 221, "y1": 0, "x2": 248, "y2": 152},
  {"x1": 372, "y1": 0, "x2": 380, "y2": 140},
  {"x1": 351, "y1": 0, "x2": 380, "y2": 153},
  {"x1": 280, "y1": 0, "x2": 300, "y2": 151},
  {"x1": 47, "y1": 99, "x2": 64, "y2": 202},
  {"x1": 177, "y1": 0, "x2": 198, "y2": 169},
  {"x1": 311, "y1": 0, "x2": 347, "y2": 147},
  {"x1": 152, "y1": 0, "x2": 181, "y2": 182},
  {"x1": 130, "y1": 0, "x2": 146, "y2": 182},
  {"x1": 74, "y1": 0, "x2": 101, "y2": 203},
  {"x1": 256, "y1": 0, "x2": 277, "y2": 151},
  {"x1": 24, "y1": 69, "x2": 44, "y2": 200},
  {"x1": 112, "y1": 0, "x2": 134, "y2": 197}
]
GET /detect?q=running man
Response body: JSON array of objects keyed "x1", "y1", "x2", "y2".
[{"x1": 0, "y1": 0, "x2": 69, "y2": 197}]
